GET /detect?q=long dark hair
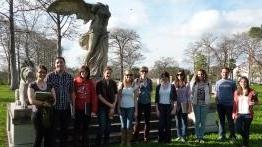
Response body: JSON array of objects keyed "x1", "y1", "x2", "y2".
[
  {"x1": 195, "y1": 69, "x2": 208, "y2": 83},
  {"x1": 174, "y1": 70, "x2": 187, "y2": 88},
  {"x1": 237, "y1": 76, "x2": 251, "y2": 96}
]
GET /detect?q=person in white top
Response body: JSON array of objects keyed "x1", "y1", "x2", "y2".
[
  {"x1": 232, "y1": 76, "x2": 259, "y2": 147},
  {"x1": 118, "y1": 70, "x2": 138, "y2": 146},
  {"x1": 155, "y1": 71, "x2": 177, "y2": 143}
]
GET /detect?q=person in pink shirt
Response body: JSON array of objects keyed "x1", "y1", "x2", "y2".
[{"x1": 232, "y1": 76, "x2": 259, "y2": 147}]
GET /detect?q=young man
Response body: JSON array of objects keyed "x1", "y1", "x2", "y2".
[
  {"x1": 215, "y1": 67, "x2": 237, "y2": 142},
  {"x1": 133, "y1": 66, "x2": 152, "y2": 142},
  {"x1": 46, "y1": 57, "x2": 75, "y2": 147},
  {"x1": 95, "y1": 66, "x2": 118, "y2": 146}
]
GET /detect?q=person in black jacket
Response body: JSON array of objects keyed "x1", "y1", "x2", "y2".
[{"x1": 155, "y1": 71, "x2": 177, "y2": 143}]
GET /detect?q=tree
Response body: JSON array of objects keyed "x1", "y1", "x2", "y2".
[
  {"x1": 151, "y1": 57, "x2": 178, "y2": 78},
  {"x1": 37, "y1": 0, "x2": 80, "y2": 56},
  {"x1": 109, "y1": 28, "x2": 144, "y2": 81},
  {"x1": 194, "y1": 53, "x2": 208, "y2": 71}
]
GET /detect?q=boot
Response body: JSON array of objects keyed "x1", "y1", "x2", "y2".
[
  {"x1": 121, "y1": 129, "x2": 126, "y2": 146},
  {"x1": 126, "y1": 130, "x2": 133, "y2": 147}
]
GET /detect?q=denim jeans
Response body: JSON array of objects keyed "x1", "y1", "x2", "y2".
[
  {"x1": 235, "y1": 114, "x2": 252, "y2": 146},
  {"x1": 134, "y1": 103, "x2": 151, "y2": 139},
  {"x1": 217, "y1": 104, "x2": 235, "y2": 138},
  {"x1": 176, "y1": 108, "x2": 188, "y2": 138},
  {"x1": 120, "y1": 107, "x2": 134, "y2": 129},
  {"x1": 193, "y1": 104, "x2": 208, "y2": 139},
  {"x1": 96, "y1": 107, "x2": 112, "y2": 145},
  {"x1": 158, "y1": 104, "x2": 172, "y2": 143}
]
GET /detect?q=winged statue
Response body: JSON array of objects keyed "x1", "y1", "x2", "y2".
[{"x1": 47, "y1": 0, "x2": 111, "y2": 77}]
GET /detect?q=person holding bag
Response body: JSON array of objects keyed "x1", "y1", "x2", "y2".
[
  {"x1": 28, "y1": 65, "x2": 56, "y2": 147},
  {"x1": 173, "y1": 70, "x2": 191, "y2": 142}
]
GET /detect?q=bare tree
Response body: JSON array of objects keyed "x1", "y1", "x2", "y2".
[
  {"x1": 37, "y1": 0, "x2": 80, "y2": 56},
  {"x1": 109, "y1": 28, "x2": 144, "y2": 81}
]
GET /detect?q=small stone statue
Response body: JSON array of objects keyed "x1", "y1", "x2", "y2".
[
  {"x1": 47, "y1": 0, "x2": 111, "y2": 77},
  {"x1": 17, "y1": 60, "x2": 36, "y2": 108}
]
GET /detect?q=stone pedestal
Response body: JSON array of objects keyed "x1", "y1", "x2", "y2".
[{"x1": 7, "y1": 103, "x2": 34, "y2": 147}]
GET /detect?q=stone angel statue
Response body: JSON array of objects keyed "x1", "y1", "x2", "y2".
[{"x1": 47, "y1": 0, "x2": 111, "y2": 77}]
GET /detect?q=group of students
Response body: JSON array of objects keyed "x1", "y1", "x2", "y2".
[{"x1": 27, "y1": 56, "x2": 258, "y2": 147}]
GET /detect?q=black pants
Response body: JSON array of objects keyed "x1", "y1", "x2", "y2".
[
  {"x1": 217, "y1": 104, "x2": 235, "y2": 138},
  {"x1": 134, "y1": 103, "x2": 151, "y2": 139},
  {"x1": 74, "y1": 110, "x2": 91, "y2": 147},
  {"x1": 235, "y1": 114, "x2": 252, "y2": 146},
  {"x1": 53, "y1": 109, "x2": 71, "y2": 147},
  {"x1": 158, "y1": 104, "x2": 172, "y2": 143},
  {"x1": 32, "y1": 110, "x2": 53, "y2": 147}
]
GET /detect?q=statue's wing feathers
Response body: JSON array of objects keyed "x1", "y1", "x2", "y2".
[{"x1": 47, "y1": 0, "x2": 92, "y2": 21}]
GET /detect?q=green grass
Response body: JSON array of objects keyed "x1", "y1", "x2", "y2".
[
  {"x1": 0, "y1": 85, "x2": 15, "y2": 147},
  {"x1": 0, "y1": 84, "x2": 262, "y2": 147}
]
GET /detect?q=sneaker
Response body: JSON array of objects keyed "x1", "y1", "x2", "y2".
[
  {"x1": 175, "y1": 137, "x2": 181, "y2": 141},
  {"x1": 199, "y1": 139, "x2": 205, "y2": 144},
  {"x1": 217, "y1": 136, "x2": 226, "y2": 141},
  {"x1": 230, "y1": 137, "x2": 237, "y2": 144},
  {"x1": 180, "y1": 137, "x2": 186, "y2": 143},
  {"x1": 194, "y1": 139, "x2": 200, "y2": 143}
]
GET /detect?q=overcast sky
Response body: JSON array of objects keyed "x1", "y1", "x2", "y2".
[{"x1": 62, "y1": 0, "x2": 262, "y2": 69}]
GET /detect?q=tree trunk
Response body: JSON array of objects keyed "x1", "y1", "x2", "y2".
[
  {"x1": 120, "y1": 47, "x2": 123, "y2": 81},
  {"x1": 9, "y1": 0, "x2": 19, "y2": 90},
  {"x1": 56, "y1": 14, "x2": 62, "y2": 56}
]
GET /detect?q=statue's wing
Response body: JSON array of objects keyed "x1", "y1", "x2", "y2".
[{"x1": 47, "y1": 0, "x2": 93, "y2": 22}]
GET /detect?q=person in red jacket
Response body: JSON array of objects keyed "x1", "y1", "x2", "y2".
[
  {"x1": 232, "y1": 76, "x2": 259, "y2": 147},
  {"x1": 74, "y1": 65, "x2": 97, "y2": 147}
]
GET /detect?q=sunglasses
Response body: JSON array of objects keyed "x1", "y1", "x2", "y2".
[
  {"x1": 126, "y1": 74, "x2": 133, "y2": 76},
  {"x1": 141, "y1": 70, "x2": 148, "y2": 73}
]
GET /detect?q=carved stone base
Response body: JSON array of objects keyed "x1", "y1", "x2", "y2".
[{"x1": 7, "y1": 103, "x2": 34, "y2": 147}]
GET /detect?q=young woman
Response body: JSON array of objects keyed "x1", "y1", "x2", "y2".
[
  {"x1": 232, "y1": 76, "x2": 259, "y2": 147},
  {"x1": 133, "y1": 66, "x2": 152, "y2": 142},
  {"x1": 118, "y1": 70, "x2": 138, "y2": 146},
  {"x1": 173, "y1": 70, "x2": 190, "y2": 142},
  {"x1": 74, "y1": 65, "x2": 97, "y2": 147},
  {"x1": 155, "y1": 71, "x2": 177, "y2": 143},
  {"x1": 191, "y1": 69, "x2": 211, "y2": 143},
  {"x1": 28, "y1": 65, "x2": 56, "y2": 147}
]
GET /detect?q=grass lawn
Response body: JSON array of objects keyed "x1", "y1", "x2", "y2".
[
  {"x1": 0, "y1": 85, "x2": 15, "y2": 147},
  {"x1": 0, "y1": 84, "x2": 261, "y2": 147}
]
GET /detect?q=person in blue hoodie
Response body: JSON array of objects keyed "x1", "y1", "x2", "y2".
[{"x1": 215, "y1": 67, "x2": 237, "y2": 143}]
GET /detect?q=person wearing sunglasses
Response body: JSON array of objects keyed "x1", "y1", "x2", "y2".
[
  {"x1": 173, "y1": 70, "x2": 191, "y2": 142},
  {"x1": 133, "y1": 66, "x2": 152, "y2": 142},
  {"x1": 117, "y1": 70, "x2": 138, "y2": 146}
]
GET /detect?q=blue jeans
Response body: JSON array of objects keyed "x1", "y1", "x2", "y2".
[
  {"x1": 217, "y1": 104, "x2": 235, "y2": 138},
  {"x1": 235, "y1": 114, "x2": 252, "y2": 146},
  {"x1": 120, "y1": 107, "x2": 134, "y2": 129},
  {"x1": 193, "y1": 104, "x2": 208, "y2": 139},
  {"x1": 176, "y1": 108, "x2": 188, "y2": 138},
  {"x1": 96, "y1": 107, "x2": 112, "y2": 145}
]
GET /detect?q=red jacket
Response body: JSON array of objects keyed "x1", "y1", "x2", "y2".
[
  {"x1": 74, "y1": 76, "x2": 97, "y2": 113},
  {"x1": 232, "y1": 88, "x2": 258, "y2": 119}
]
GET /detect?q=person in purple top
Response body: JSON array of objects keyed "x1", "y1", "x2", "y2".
[
  {"x1": 215, "y1": 67, "x2": 237, "y2": 143},
  {"x1": 173, "y1": 70, "x2": 190, "y2": 142}
]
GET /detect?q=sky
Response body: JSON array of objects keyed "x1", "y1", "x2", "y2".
[{"x1": 62, "y1": 0, "x2": 262, "y2": 69}]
